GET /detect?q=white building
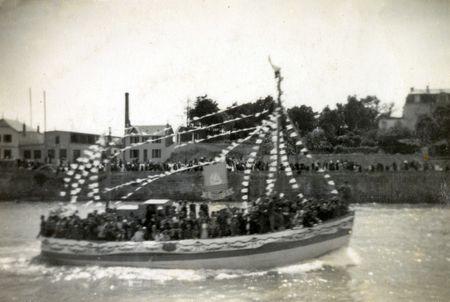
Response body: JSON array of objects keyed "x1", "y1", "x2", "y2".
[
  {"x1": 0, "y1": 118, "x2": 44, "y2": 161},
  {"x1": 122, "y1": 92, "x2": 175, "y2": 163}
]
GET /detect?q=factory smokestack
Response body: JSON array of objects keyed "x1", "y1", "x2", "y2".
[{"x1": 125, "y1": 92, "x2": 131, "y2": 129}]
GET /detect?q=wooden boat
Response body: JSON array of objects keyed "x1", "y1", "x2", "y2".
[
  {"x1": 40, "y1": 63, "x2": 355, "y2": 270},
  {"x1": 40, "y1": 212, "x2": 353, "y2": 269}
]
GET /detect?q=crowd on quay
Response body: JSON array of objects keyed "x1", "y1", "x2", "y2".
[
  {"x1": 13, "y1": 155, "x2": 449, "y2": 175},
  {"x1": 38, "y1": 193, "x2": 350, "y2": 242},
  {"x1": 110, "y1": 157, "x2": 448, "y2": 173}
]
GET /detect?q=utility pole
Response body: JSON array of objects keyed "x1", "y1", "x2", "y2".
[
  {"x1": 105, "y1": 127, "x2": 112, "y2": 211},
  {"x1": 29, "y1": 88, "x2": 33, "y2": 128},
  {"x1": 43, "y1": 90, "x2": 47, "y2": 132}
]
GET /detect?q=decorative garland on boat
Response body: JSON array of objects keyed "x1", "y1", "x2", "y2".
[
  {"x1": 113, "y1": 109, "x2": 270, "y2": 158},
  {"x1": 188, "y1": 104, "x2": 241, "y2": 124},
  {"x1": 59, "y1": 139, "x2": 106, "y2": 204},
  {"x1": 175, "y1": 126, "x2": 258, "y2": 149},
  {"x1": 279, "y1": 107, "x2": 338, "y2": 195},
  {"x1": 114, "y1": 126, "x2": 266, "y2": 200},
  {"x1": 240, "y1": 114, "x2": 275, "y2": 209}
]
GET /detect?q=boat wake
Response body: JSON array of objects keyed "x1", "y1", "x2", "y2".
[{"x1": 0, "y1": 241, "x2": 360, "y2": 284}]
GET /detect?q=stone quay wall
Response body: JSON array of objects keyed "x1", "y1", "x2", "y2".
[{"x1": 1, "y1": 169, "x2": 448, "y2": 204}]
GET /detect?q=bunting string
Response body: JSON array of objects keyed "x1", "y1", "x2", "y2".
[
  {"x1": 111, "y1": 109, "x2": 270, "y2": 158},
  {"x1": 118, "y1": 126, "x2": 264, "y2": 200}
]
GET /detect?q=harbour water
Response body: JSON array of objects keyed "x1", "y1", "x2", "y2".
[{"x1": 0, "y1": 202, "x2": 449, "y2": 302}]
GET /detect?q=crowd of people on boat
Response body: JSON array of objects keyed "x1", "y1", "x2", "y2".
[{"x1": 38, "y1": 193, "x2": 350, "y2": 242}]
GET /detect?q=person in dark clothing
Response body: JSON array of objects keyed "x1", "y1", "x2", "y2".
[{"x1": 37, "y1": 215, "x2": 46, "y2": 238}]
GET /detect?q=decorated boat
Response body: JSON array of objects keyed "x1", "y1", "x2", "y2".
[
  {"x1": 40, "y1": 62, "x2": 354, "y2": 269},
  {"x1": 40, "y1": 212, "x2": 353, "y2": 269}
]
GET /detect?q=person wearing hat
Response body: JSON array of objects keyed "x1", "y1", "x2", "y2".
[{"x1": 131, "y1": 226, "x2": 145, "y2": 242}]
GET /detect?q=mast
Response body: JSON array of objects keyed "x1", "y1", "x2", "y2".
[{"x1": 269, "y1": 57, "x2": 283, "y2": 196}]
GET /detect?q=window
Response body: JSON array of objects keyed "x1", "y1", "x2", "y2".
[
  {"x1": 143, "y1": 149, "x2": 148, "y2": 161},
  {"x1": 59, "y1": 149, "x2": 67, "y2": 159},
  {"x1": 48, "y1": 149, "x2": 55, "y2": 159},
  {"x1": 141, "y1": 136, "x2": 149, "y2": 142},
  {"x1": 73, "y1": 150, "x2": 81, "y2": 160},
  {"x1": 130, "y1": 136, "x2": 140, "y2": 144},
  {"x1": 151, "y1": 136, "x2": 162, "y2": 143},
  {"x1": 4, "y1": 149, "x2": 11, "y2": 159},
  {"x1": 55, "y1": 136, "x2": 60, "y2": 144},
  {"x1": 3, "y1": 134, "x2": 12, "y2": 143},
  {"x1": 24, "y1": 150, "x2": 31, "y2": 159},
  {"x1": 130, "y1": 149, "x2": 139, "y2": 158},
  {"x1": 70, "y1": 133, "x2": 98, "y2": 144},
  {"x1": 34, "y1": 150, "x2": 41, "y2": 159},
  {"x1": 152, "y1": 149, "x2": 161, "y2": 158}
]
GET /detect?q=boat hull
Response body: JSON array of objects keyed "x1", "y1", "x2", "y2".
[{"x1": 40, "y1": 213, "x2": 354, "y2": 270}]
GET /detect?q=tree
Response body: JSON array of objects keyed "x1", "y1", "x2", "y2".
[
  {"x1": 416, "y1": 114, "x2": 439, "y2": 145},
  {"x1": 343, "y1": 95, "x2": 380, "y2": 131},
  {"x1": 288, "y1": 105, "x2": 317, "y2": 136},
  {"x1": 318, "y1": 105, "x2": 346, "y2": 143},
  {"x1": 305, "y1": 128, "x2": 332, "y2": 152},
  {"x1": 188, "y1": 95, "x2": 222, "y2": 127},
  {"x1": 377, "y1": 123, "x2": 416, "y2": 153},
  {"x1": 223, "y1": 96, "x2": 276, "y2": 139},
  {"x1": 433, "y1": 104, "x2": 450, "y2": 142}
]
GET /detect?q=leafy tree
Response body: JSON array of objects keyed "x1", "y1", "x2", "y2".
[
  {"x1": 377, "y1": 124, "x2": 416, "y2": 153},
  {"x1": 223, "y1": 96, "x2": 276, "y2": 139},
  {"x1": 288, "y1": 105, "x2": 317, "y2": 136},
  {"x1": 343, "y1": 96, "x2": 380, "y2": 131},
  {"x1": 305, "y1": 128, "x2": 332, "y2": 152},
  {"x1": 188, "y1": 95, "x2": 222, "y2": 127},
  {"x1": 433, "y1": 104, "x2": 450, "y2": 142},
  {"x1": 416, "y1": 114, "x2": 439, "y2": 145},
  {"x1": 318, "y1": 105, "x2": 346, "y2": 143}
]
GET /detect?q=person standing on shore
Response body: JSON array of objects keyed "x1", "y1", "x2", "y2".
[{"x1": 338, "y1": 181, "x2": 352, "y2": 204}]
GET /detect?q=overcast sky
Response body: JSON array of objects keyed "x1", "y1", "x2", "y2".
[{"x1": 0, "y1": 0, "x2": 449, "y2": 135}]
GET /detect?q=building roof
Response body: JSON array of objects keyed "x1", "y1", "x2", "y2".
[
  {"x1": 127, "y1": 124, "x2": 172, "y2": 136},
  {"x1": 409, "y1": 88, "x2": 450, "y2": 95},
  {"x1": 19, "y1": 131, "x2": 44, "y2": 146},
  {"x1": 45, "y1": 130, "x2": 101, "y2": 136},
  {"x1": 0, "y1": 118, "x2": 37, "y2": 132}
]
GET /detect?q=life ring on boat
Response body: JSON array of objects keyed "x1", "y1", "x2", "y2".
[{"x1": 162, "y1": 242, "x2": 177, "y2": 252}]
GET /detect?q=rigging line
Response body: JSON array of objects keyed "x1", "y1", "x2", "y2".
[
  {"x1": 104, "y1": 126, "x2": 266, "y2": 194},
  {"x1": 110, "y1": 109, "x2": 270, "y2": 158},
  {"x1": 278, "y1": 103, "x2": 338, "y2": 195},
  {"x1": 61, "y1": 142, "x2": 104, "y2": 201},
  {"x1": 240, "y1": 116, "x2": 274, "y2": 204},
  {"x1": 187, "y1": 103, "x2": 242, "y2": 124},
  {"x1": 122, "y1": 126, "x2": 172, "y2": 138},
  {"x1": 119, "y1": 126, "x2": 265, "y2": 200},
  {"x1": 174, "y1": 126, "x2": 258, "y2": 149}
]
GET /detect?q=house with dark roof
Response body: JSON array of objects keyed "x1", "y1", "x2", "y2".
[
  {"x1": 378, "y1": 86, "x2": 450, "y2": 132},
  {"x1": 0, "y1": 118, "x2": 44, "y2": 161},
  {"x1": 122, "y1": 93, "x2": 175, "y2": 163}
]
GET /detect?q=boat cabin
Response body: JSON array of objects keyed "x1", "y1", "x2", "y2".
[{"x1": 114, "y1": 199, "x2": 172, "y2": 219}]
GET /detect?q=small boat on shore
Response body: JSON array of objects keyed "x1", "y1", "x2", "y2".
[{"x1": 40, "y1": 212, "x2": 353, "y2": 269}]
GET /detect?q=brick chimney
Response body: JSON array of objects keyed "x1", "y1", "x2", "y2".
[
  {"x1": 37, "y1": 125, "x2": 40, "y2": 133},
  {"x1": 410, "y1": 87, "x2": 414, "y2": 93},
  {"x1": 426, "y1": 85, "x2": 430, "y2": 93},
  {"x1": 22, "y1": 123, "x2": 26, "y2": 136},
  {"x1": 125, "y1": 92, "x2": 131, "y2": 129}
]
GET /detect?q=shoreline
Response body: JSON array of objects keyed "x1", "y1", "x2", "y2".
[{"x1": 0, "y1": 169, "x2": 448, "y2": 204}]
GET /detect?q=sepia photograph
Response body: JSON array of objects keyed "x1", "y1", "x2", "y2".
[{"x1": 0, "y1": 0, "x2": 449, "y2": 301}]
